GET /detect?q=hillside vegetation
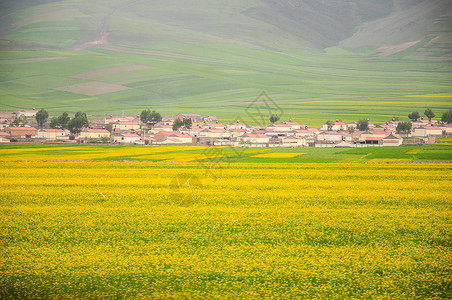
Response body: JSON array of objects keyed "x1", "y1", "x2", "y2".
[{"x1": 0, "y1": 0, "x2": 450, "y2": 124}]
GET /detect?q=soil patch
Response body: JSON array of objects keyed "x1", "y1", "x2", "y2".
[{"x1": 54, "y1": 81, "x2": 130, "y2": 96}]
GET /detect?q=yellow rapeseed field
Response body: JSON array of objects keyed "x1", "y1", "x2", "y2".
[{"x1": 0, "y1": 162, "x2": 451, "y2": 298}]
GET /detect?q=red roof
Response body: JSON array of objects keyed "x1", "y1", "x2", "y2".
[
  {"x1": 43, "y1": 129, "x2": 64, "y2": 133},
  {"x1": 86, "y1": 129, "x2": 109, "y2": 133},
  {"x1": 8, "y1": 127, "x2": 37, "y2": 131}
]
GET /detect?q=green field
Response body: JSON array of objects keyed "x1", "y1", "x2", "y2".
[
  {"x1": 1, "y1": 161, "x2": 451, "y2": 298},
  {"x1": 1, "y1": 46, "x2": 451, "y2": 126}
]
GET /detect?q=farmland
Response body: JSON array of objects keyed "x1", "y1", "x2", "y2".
[
  {"x1": 1, "y1": 160, "x2": 451, "y2": 298},
  {"x1": 1, "y1": 144, "x2": 452, "y2": 163},
  {"x1": 1, "y1": 46, "x2": 451, "y2": 127}
]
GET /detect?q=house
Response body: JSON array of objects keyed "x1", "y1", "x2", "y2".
[
  {"x1": 359, "y1": 131, "x2": 388, "y2": 142},
  {"x1": 176, "y1": 113, "x2": 202, "y2": 122},
  {"x1": 266, "y1": 123, "x2": 292, "y2": 132},
  {"x1": 105, "y1": 116, "x2": 136, "y2": 124},
  {"x1": 79, "y1": 129, "x2": 110, "y2": 140},
  {"x1": 198, "y1": 129, "x2": 230, "y2": 139},
  {"x1": 238, "y1": 133, "x2": 270, "y2": 145},
  {"x1": 14, "y1": 109, "x2": 39, "y2": 117},
  {"x1": 335, "y1": 141, "x2": 354, "y2": 148},
  {"x1": 280, "y1": 136, "x2": 306, "y2": 147},
  {"x1": 5, "y1": 127, "x2": 38, "y2": 138},
  {"x1": 439, "y1": 124, "x2": 452, "y2": 135},
  {"x1": 316, "y1": 131, "x2": 344, "y2": 142},
  {"x1": 320, "y1": 121, "x2": 347, "y2": 131},
  {"x1": 114, "y1": 133, "x2": 141, "y2": 144},
  {"x1": 203, "y1": 116, "x2": 217, "y2": 122},
  {"x1": 154, "y1": 131, "x2": 193, "y2": 144},
  {"x1": 382, "y1": 134, "x2": 402, "y2": 147},
  {"x1": 0, "y1": 132, "x2": 10, "y2": 143},
  {"x1": 228, "y1": 121, "x2": 247, "y2": 130},
  {"x1": 412, "y1": 126, "x2": 443, "y2": 137},
  {"x1": 151, "y1": 125, "x2": 173, "y2": 133},
  {"x1": 113, "y1": 121, "x2": 141, "y2": 132},
  {"x1": 38, "y1": 129, "x2": 68, "y2": 140}
]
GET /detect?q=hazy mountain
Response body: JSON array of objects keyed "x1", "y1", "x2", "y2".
[{"x1": 0, "y1": 0, "x2": 450, "y2": 55}]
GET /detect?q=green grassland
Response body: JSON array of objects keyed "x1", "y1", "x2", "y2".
[
  {"x1": 1, "y1": 144, "x2": 451, "y2": 163},
  {"x1": 0, "y1": 45, "x2": 451, "y2": 126}
]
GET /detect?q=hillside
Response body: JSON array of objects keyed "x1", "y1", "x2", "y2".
[
  {"x1": 0, "y1": 0, "x2": 450, "y2": 125},
  {"x1": 1, "y1": 0, "x2": 449, "y2": 52}
]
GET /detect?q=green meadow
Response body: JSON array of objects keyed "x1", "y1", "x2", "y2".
[{"x1": 1, "y1": 45, "x2": 451, "y2": 126}]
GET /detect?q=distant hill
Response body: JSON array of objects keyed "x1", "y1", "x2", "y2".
[{"x1": 0, "y1": 0, "x2": 450, "y2": 54}]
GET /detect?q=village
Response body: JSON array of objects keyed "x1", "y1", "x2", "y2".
[{"x1": 0, "y1": 109, "x2": 451, "y2": 148}]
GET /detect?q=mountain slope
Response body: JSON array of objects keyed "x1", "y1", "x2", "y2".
[{"x1": 1, "y1": 0, "x2": 447, "y2": 52}]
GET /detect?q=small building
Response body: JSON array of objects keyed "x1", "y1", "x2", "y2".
[
  {"x1": 5, "y1": 127, "x2": 38, "y2": 138},
  {"x1": 14, "y1": 109, "x2": 39, "y2": 117},
  {"x1": 112, "y1": 121, "x2": 141, "y2": 132},
  {"x1": 412, "y1": 126, "x2": 443, "y2": 137},
  {"x1": 176, "y1": 113, "x2": 202, "y2": 122},
  {"x1": 114, "y1": 133, "x2": 141, "y2": 144},
  {"x1": 238, "y1": 133, "x2": 270, "y2": 145},
  {"x1": 38, "y1": 129, "x2": 68, "y2": 140},
  {"x1": 316, "y1": 131, "x2": 344, "y2": 142},
  {"x1": 382, "y1": 134, "x2": 402, "y2": 147},
  {"x1": 80, "y1": 129, "x2": 110, "y2": 140}
]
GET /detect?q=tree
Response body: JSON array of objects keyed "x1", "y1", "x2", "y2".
[
  {"x1": 149, "y1": 110, "x2": 162, "y2": 125},
  {"x1": 442, "y1": 109, "x2": 452, "y2": 124},
  {"x1": 270, "y1": 114, "x2": 280, "y2": 124},
  {"x1": 68, "y1": 112, "x2": 89, "y2": 134},
  {"x1": 325, "y1": 120, "x2": 332, "y2": 131},
  {"x1": 140, "y1": 109, "x2": 162, "y2": 125},
  {"x1": 357, "y1": 119, "x2": 369, "y2": 131},
  {"x1": 396, "y1": 121, "x2": 412, "y2": 137},
  {"x1": 347, "y1": 126, "x2": 355, "y2": 134},
  {"x1": 140, "y1": 109, "x2": 151, "y2": 123},
  {"x1": 35, "y1": 109, "x2": 48, "y2": 127},
  {"x1": 50, "y1": 117, "x2": 60, "y2": 129},
  {"x1": 183, "y1": 118, "x2": 192, "y2": 130},
  {"x1": 408, "y1": 111, "x2": 420, "y2": 122},
  {"x1": 12, "y1": 116, "x2": 27, "y2": 127},
  {"x1": 424, "y1": 109, "x2": 435, "y2": 122},
  {"x1": 58, "y1": 112, "x2": 70, "y2": 129},
  {"x1": 172, "y1": 118, "x2": 184, "y2": 131},
  {"x1": 105, "y1": 123, "x2": 113, "y2": 132}
]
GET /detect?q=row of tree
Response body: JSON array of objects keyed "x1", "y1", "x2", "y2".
[
  {"x1": 33, "y1": 109, "x2": 89, "y2": 134},
  {"x1": 408, "y1": 109, "x2": 452, "y2": 123}
]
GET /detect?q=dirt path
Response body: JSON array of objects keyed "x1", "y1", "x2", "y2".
[{"x1": 71, "y1": 0, "x2": 141, "y2": 51}]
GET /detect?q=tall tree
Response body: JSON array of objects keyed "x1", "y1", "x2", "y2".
[
  {"x1": 172, "y1": 118, "x2": 184, "y2": 131},
  {"x1": 408, "y1": 111, "x2": 420, "y2": 122},
  {"x1": 149, "y1": 110, "x2": 162, "y2": 125},
  {"x1": 357, "y1": 119, "x2": 369, "y2": 131},
  {"x1": 424, "y1": 109, "x2": 435, "y2": 122},
  {"x1": 396, "y1": 121, "x2": 412, "y2": 137},
  {"x1": 35, "y1": 109, "x2": 48, "y2": 127},
  {"x1": 58, "y1": 112, "x2": 70, "y2": 129},
  {"x1": 270, "y1": 114, "x2": 280, "y2": 124},
  {"x1": 68, "y1": 112, "x2": 89, "y2": 134},
  {"x1": 50, "y1": 117, "x2": 60, "y2": 129},
  {"x1": 183, "y1": 118, "x2": 192, "y2": 130},
  {"x1": 140, "y1": 109, "x2": 151, "y2": 123},
  {"x1": 442, "y1": 109, "x2": 452, "y2": 124}
]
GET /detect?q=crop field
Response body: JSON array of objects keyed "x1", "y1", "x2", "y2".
[
  {"x1": 1, "y1": 45, "x2": 451, "y2": 126},
  {"x1": 1, "y1": 144, "x2": 452, "y2": 163},
  {"x1": 0, "y1": 160, "x2": 451, "y2": 298}
]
